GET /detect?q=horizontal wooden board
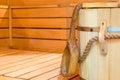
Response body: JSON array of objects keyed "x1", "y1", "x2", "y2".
[
  {"x1": 0, "y1": 19, "x2": 8, "y2": 27},
  {"x1": 12, "y1": 7, "x2": 74, "y2": 18},
  {"x1": 0, "y1": 76, "x2": 23, "y2": 80},
  {"x1": 10, "y1": 0, "x2": 109, "y2": 6},
  {"x1": 12, "y1": 18, "x2": 71, "y2": 28},
  {"x1": 0, "y1": 9, "x2": 8, "y2": 18},
  {"x1": 0, "y1": 0, "x2": 7, "y2": 5},
  {"x1": 0, "y1": 29, "x2": 9, "y2": 38},
  {"x1": 0, "y1": 39, "x2": 9, "y2": 47},
  {"x1": 12, "y1": 39, "x2": 66, "y2": 52},
  {"x1": 12, "y1": 29, "x2": 69, "y2": 39}
]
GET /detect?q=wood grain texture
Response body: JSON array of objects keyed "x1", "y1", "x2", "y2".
[
  {"x1": 12, "y1": 39, "x2": 66, "y2": 52},
  {"x1": 0, "y1": 76, "x2": 23, "y2": 80},
  {"x1": 0, "y1": 29, "x2": 9, "y2": 38},
  {"x1": 12, "y1": 18, "x2": 71, "y2": 28},
  {"x1": 12, "y1": 29, "x2": 69, "y2": 39},
  {"x1": 0, "y1": 39, "x2": 9, "y2": 47},
  {"x1": 109, "y1": 8, "x2": 120, "y2": 80},
  {"x1": 10, "y1": 0, "x2": 109, "y2": 6},
  {"x1": 0, "y1": 19, "x2": 8, "y2": 27},
  {"x1": 0, "y1": 0, "x2": 7, "y2": 5},
  {"x1": 12, "y1": 7, "x2": 74, "y2": 18},
  {"x1": 0, "y1": 9, "x2": 8, "y2": 18}
]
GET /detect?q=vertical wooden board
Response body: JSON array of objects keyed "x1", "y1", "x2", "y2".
[
  {"x1": 110, "y1": 8, "x2": 120, "y2": 80},
  {"x1": 10, "y1": 0, "x2": 109, "y2": 6},
  {"x1": 12, "y1": 39, "x2": 66, "y2": 52},
  {"x1": 12, "y1": 7, "x2": 74, "y2": 18},
  {"x1": 0, "y1": 39, "x2": 9, "y2": 47},
  {"x1": 0, "y1": 19, "x2": 8, "y2": 27},
  {"x1": 0, "y1": 9, "x2": 8, "y2": 18},
  {"x1": 0, "y1": 29, "x2": 9, "y2": 38},
  {"x1": 12, "y1": 29, "x2": 68, "y2": 39},
  {"x1": 97, "y1": 9, "x2": 110, "y2": 80},
  {"x1": 12, "y1": 18, "x2": 71, "y2": 28},
  {"x1": 79, "y1": 9, "x2": 99, "y2": 80}
]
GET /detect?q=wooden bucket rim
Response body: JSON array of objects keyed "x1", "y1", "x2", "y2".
[{"x1": 82, "y1": 2, "x2": 119, "y2": 8}]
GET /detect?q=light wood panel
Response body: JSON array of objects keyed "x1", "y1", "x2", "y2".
[
  {"x1": 0, "y1": 48, "x2": 79, "y2": 80},
  {"x1": 0, "y1": 76, "x2": 23, "y2": 80},
  {"x1": 10, "y1": 0, "x2": 109, "y2": 6},
  {"x1": 12, "y1": 7, "x2": 74, "y2": 18},
  {"x1": 12, "y1": 39, "x2": 66, "y2": 52},
  {"x1": 110, "y1": 8, "x2": 120, "y2": 80},
  {"x1": 0, "y1": 29, "x2": 9, "y2": 38},
  {"x1": 0, "y1": 9, "x2": 8, "y2": 18},
  {"x1": 12, "y1": 18, "x2": 71, "y2": 28},
  {"x1": 12, "y1": 29, "x2": 68, "y2": 39}
]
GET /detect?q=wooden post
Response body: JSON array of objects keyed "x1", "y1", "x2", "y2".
[{"x1": 8, "y1": 0, "x2": 12, "y2": 48}]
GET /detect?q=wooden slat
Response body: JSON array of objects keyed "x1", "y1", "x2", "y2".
[
  {"x1": 0, "y1": 9, "x2": 8, "y2": 18},
  {"x1": 19, "y1": 64, "x2": 60, "y2": 79},
  {"x1": 0, "y1": 39, "x2": 9, "y2": 47},
  {"x1": 0, "y1": 51, "x2": 42, "y2": 66},
  {"x1": 30, "y1": 68, "x2": 60, "y2": 80},
  {"x1": 0, "y1": 0, "x2": 7, "y2": 5},
  {"x1": 5, "y1": 58, "x2": 61, "y2": 78},
  {"x1": 10, "y1": 0, "x2": 109, "y2": 6},
  {"x1": 12, "y1": 7, "x2": 74, "y2": 18},
  {"x1": 110, "y1": 8, "x2": 120, "y2": 80},
  {"x1": 0, "y1": 19, "x2": 8, "y2": 27},
  {"x1": 0, "y1": 54, "x2": 56, "y2": 71},
  {"x1": 0, "y1": 29, "x2": 9, "y2": 38},
  {"x1": 12, "y1": 29, "x2": 69, "y2": 39},
  {"x1": 0, "y1": 76, "x2": 23, "y2": 80},
  {"x1": 0, "y1": 54, "x2": 61, "y2": 74},
  {"x1": 12, "y1": 18, "x2": 71, "y2": 28},
  {"x1": 12, "y1": 39, "x2": 66, "y2": 52}
]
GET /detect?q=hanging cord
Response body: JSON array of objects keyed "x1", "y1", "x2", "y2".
[{"x1": 79, "y1": 33, "x2": 120, "y2": 63}]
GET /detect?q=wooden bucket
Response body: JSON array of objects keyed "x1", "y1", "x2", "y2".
[{"x1": 79, "y1": 2, "x2": 120, "y2": 80}]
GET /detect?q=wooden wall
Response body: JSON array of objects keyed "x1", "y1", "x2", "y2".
[
  {"x1": 10, "y1": 0, "x2": 109, "y2": 6},
  {"x1": 11, "y1": 6, "x2": 74, "y2": 52},
  {"x1": 0, "y1": 0, "x2": 9, "y2": 47},
  {"x1": 0, "y1": 0, "x2": 114, "y2": 52}
]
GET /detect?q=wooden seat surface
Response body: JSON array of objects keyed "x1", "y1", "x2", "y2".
[{"x1": 0, "y1": 48, "x2": 79, "y2": 80}]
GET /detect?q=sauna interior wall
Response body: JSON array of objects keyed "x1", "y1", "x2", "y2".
[
  {"x1": 0, "y1": 0, "x2": 9, "y2": 47},
  {"x1": 0, "y1": 0, "x2": 110, "y2": 52}
]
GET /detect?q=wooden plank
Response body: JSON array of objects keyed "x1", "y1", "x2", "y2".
[
  {"x1": 0, "y1": 50, "x2": 42, "y2": 66},
  {"x1": 5, "y1": 58, "x2": 61, "y2": 78},
  {"x1": 49, "y1": 76, "x2": 59, "y2": 80},
  {"x1": 12, "y1": 29, "x2": 68, "y2": 39},
  {"x1": 97, "y1": 9, "x2": 110, "y2": 80},
  {"x1": 79, "y1": 8, "x2": 111, "y2": 80},
  {"x1": 30, "y1": 68, "x2": 60, "y2": 80},
  {"x1": 0, "y1": 54, "x2": 61, "y2": 74},
  {"x1": 0, "y1": 0, "x2": 7, "y2": 5},
  {"x1": 10, "y1": 0, "x2": 109, "y2": 6},
  {"x1": 12, "y1": 7, "x2": 74, "y2": 18},
  {"x1": 0, "y1": 19, "x2": 8, "y2": 27},
  {"x1": 0, "y1": 29, "x2": 9, "y2": 38},
  {"x1": 0, "y1": 76, "x2": 23, "y2": 80},
  {"x1": 0, "y1": 54, "x2": 56, "y2": 71},
  {"x1": 0, "y1": 39, "x2": 9, "y2": 47},
  {"x1": 110, "y1": 8, "x2": 120, "y2": 80},
  {"x1": 12, "y1": 39, "x2": 66, "y2": 52},
  {"x1": 12, "y1": 18, "x2": 71, "y2": 28},
  {"x1": 0, "y1": 9, "x2": 8, "y2": 18}
]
